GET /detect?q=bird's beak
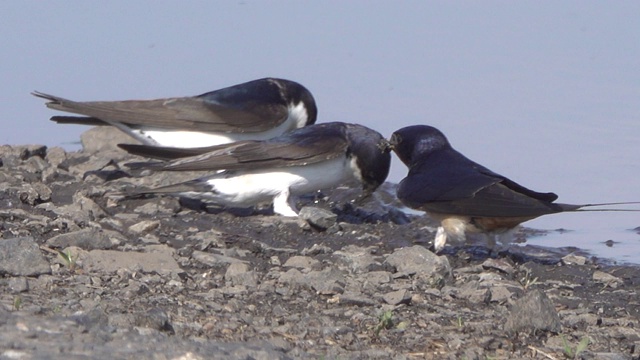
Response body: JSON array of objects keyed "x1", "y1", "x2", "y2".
[
  {"x1": 387, "y1": 133, "x2": 401, "y2": 151},
  {"x1": 378, "y1": 138, "x2": 393, "y2": 153}
]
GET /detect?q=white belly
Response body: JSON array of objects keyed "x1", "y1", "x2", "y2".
[
  {"x1": 186, "y1": 156, "x2": 358, "y2": 207},
  {"x1": 129, "y1": 102, "x2": 309, "y2": 148}
]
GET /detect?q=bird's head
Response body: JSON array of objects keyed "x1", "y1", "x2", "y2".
[
  {"x1": 345, "y1": 124, "x2": 392, "y2": 197},
  {"x1": 389, "y1": 125, "x2": 450, "y2": 167}
]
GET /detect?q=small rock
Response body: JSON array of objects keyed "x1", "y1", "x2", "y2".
[
  {"x1": 383, "y1": 289, "x2": 412, "y2": 305},
  {"x1": 300, "y1": 243, "x2": 332, "y2": 256},
  {"x1": 333, "y1": 245, "x2": 382, "y2": 274},
  {"x1": 225, "y1": 262, "x2": 259, "y2": 287},
  {"x1": 278, "y1": 268, "x2": 306, "y2": 286},
  {"x1": 45, "y1": 146, "x2": 68, "y2": 167},
  {"x1": 562, "y1": 254, "x2": 587, "y2": 265},
  {"x1": 187, "y1": 229, "x2": 225, "y2": 249},
  {"x1": 192, "y1": 250, "x2": 247, "y2": 266},
  {"x1": 23, "y1": 156, "x2": 49, "y2": 173},
  {"x1": 563, "y1": 313, "x2": 599, "y2": 328},
  {"x1": 8, "y1": 277, "x2": 29, "y2": 293},
  {"x1": 70, "y1": 307, "x2": 109, "y2": 330},
  {"x1": 298, "y1": 206, "x2": 337, "y2": 230},
  {"x1": 504, "y1": 289, "x2": 561, "y2": 334},
  {"x1": 19, "y1": 182, "x2": 52, "y2": 205},
  {"x1": 362, "y1": 271, "x2": 392, "y2": 286},
  {"x1": 134, "y1": 307, "x2": 174, "y2": 334},
  {"x1": 457, "y1": 281, "x2": 491, "y2": 304},
  {"x1": 83, "y1": 245, "x2": 181, "y2": 274},
  {"x1": 133, "y1": 199, "x2": 181, "y2": 215},
  {"x1": 128, "y1": 220, "x2": 161, "y2": 235},
  {"x1": 334, "y1": 292, "x2": 376, "y2": 306},
  {"x1": 593, "y1": 270, "x2": 622, "y2": 288},
  {"x1": 0, "y1": 237, "x2": 51, "y2": 276},
  {"x1": 283, "y1": 255, "x2": 321, "y2": 270},
  {"x1": 47, "y1": 228, "x2": 123, "y2": 250},
  {"x1": 481, "y1": 258, "x2": 514, "y2": 275},
  {"x1": 80, "y1": 127, "x2": 135, "y2": 155},
  {"x1": 384, "y1": 245, "x2": 451, "y2": 283},
  {"x1": 269, "y1": 256, "x2": 281, "y2": 266},
  {"x1": 51, "y1": 193, "x2": 108, "y2": 223},
  {"x1": 306, "y1": 268, "x2": 345, "y2": 295}
]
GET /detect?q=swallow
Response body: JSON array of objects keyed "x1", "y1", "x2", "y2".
[
  {"x1": 32, "y1": 77, "x2": 317, "y2": 148},
  {"x1": 121, "y1": 122, "x2": 391, "y2": 217},
  {"x1": 390, "y1": 125, "x2": 640, "y2": 251}
]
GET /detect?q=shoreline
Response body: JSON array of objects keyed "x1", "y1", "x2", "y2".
[{"x1": 2, "y1": 127, "x2": 640, "y2": 359}]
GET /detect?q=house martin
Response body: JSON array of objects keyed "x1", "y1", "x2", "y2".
[
  {"x1": 121, "y1": 122, "x2": 391, "y2": 216},
  {"x1": 33, "y1": 77, "x2": 317, "y2": 148}
]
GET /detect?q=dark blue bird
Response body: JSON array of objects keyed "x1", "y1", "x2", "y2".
[{"x1": 390, "y1": 125, "x2": 640, "y2": 251}]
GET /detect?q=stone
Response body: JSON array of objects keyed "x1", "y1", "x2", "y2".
[
  {"x1": 128, "y1": 220, "x2": 161, "y2": 235},
  {"x1": 133, "y1": 199, "x2": 181, "y2": 215},
  {"x1": 45, "y1": 147, "x2": 68, "y2": 167},
  {"x1": 192, "y1": 250, "x2": 247, "y2": 266},
  {"x1": 481, "y1": 258, "x2": 515, "y2": 275},
  {"x1": 8, "y1": 277, "x2": 29, "y2": 293},
  {"x1": 47, "y1": 228, "x2": 123, "y2": 250},
  {"x1": 283, "y1": 255, "x2": 320, "y2": 270},
  {"x1": 0, "y1": 237, "x2": 51, "y2": 276},
  {"x1": 383, "y1": 289, "x2": 412, "y2": 305},
  {"x1": 306, "y1": 268, "x2": 345, "y2": 295},
  {"x1": 83, "y1": 245, "x2": 181, "y2": 274},
  {"x1": 333, "y1": 245, "x2": 382, "y2": 274},
  {"x1": 334, "y1": 292, "x2": 376, "y2": 307},
  {"x1": 504, "y1": 289, "x2": 561, "y2": 334},
  {"x1": 19, "y1": 182, "x2": 52, "y2": 205},
  {"x1": 384, "y1": 245, "x2": 451, "y2": 282},
  {"x1": 562, "y1": 254, "x2": 587, "y2": 265},
  {"x1": 225, "y1": 262, "x2": 259, "y2": 287},
  {"x1": 80, "y1": 127, "x2": 136, "y2": 155},
  {"x1": 593, "y1": 271, "x2": 622, "y2": 288},
  {"x1": 134, "y1": 307, "x2": 174, "y2": 334},
  {"x1": 298, "y1": 206, "x2": 337, "y2": 230}
]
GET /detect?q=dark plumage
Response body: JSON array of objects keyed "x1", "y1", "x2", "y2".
[
  {"x1": 33, "y1": 77, "x2": 317, "y2": 148},
  {"x1": 121, "y1": 122, "x2": 391, "y2": 216},
  {"x1": 390, "y1": 125, "x2": 639, "y2": 250}
]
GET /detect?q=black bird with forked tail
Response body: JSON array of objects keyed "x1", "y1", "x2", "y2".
[{"x1": 390, "y1": 125, "x2": 640, "y2": 251}]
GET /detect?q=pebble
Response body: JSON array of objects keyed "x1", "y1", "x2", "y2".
[
  {"x1": 504, "y1": 289, "x2": 561, "y2": 334},
  {"x1": 0, "y1": 237, "x2": 51, "y2": 276}
]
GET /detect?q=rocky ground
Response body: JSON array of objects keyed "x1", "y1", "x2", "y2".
[{"x1": 1, "y1": 127, "x2": 640, "y2": 360}]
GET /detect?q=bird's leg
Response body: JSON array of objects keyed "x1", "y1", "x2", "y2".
[
  {"x1": 486, "y1": 233, "x2": 498, "y2": 251},
  {"x1": 272, "y1": 189, "x2": 298, "y2": 217},
  {"x1": 434, "y1": 226, "x2": 448, "y2": 253}
]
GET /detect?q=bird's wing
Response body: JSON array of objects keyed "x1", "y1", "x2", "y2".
[
  {"x1": 397, "y1": 149, "x2": 560, "y2": 217},
  {"x1": 415, "y1": 182, "x2": 564, "y2": 217},
  {"x1": 127, "y1": 123, "x2": 349, "y2": 172},
  {"x1": 118, "y1": 143, "x2": 217, "y2": 161},
  {"x1": 33, "y1": 91, "x2": 288, "y2": 132}
]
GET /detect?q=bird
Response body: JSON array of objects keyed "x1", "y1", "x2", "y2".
[
  {"x1": 390, "y1": 125, "x2": 640, "y2": 252},
  {"x1": 32, "y1": 77, "x2": 317, "y2": 148},
  {"x1": 119, "y1": 122, "x2": 391, "y2": 217}
]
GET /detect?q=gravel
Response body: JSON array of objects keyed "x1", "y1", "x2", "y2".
[{"x1": 2, "y1": 127, "x2": 640, "y2": 359}]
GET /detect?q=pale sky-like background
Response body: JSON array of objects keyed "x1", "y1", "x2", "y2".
[{"x1": 2, "y1": 1, "x2": 639, "y2": 261}]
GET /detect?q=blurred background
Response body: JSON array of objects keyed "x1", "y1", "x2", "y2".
[{"x1": 2, "y1": 1, "x2": 639, "y2": 262}]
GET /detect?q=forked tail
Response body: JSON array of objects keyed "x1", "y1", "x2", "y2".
[{"x1": 559, "y1": 201, "x2": 640, "y2": 212}]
